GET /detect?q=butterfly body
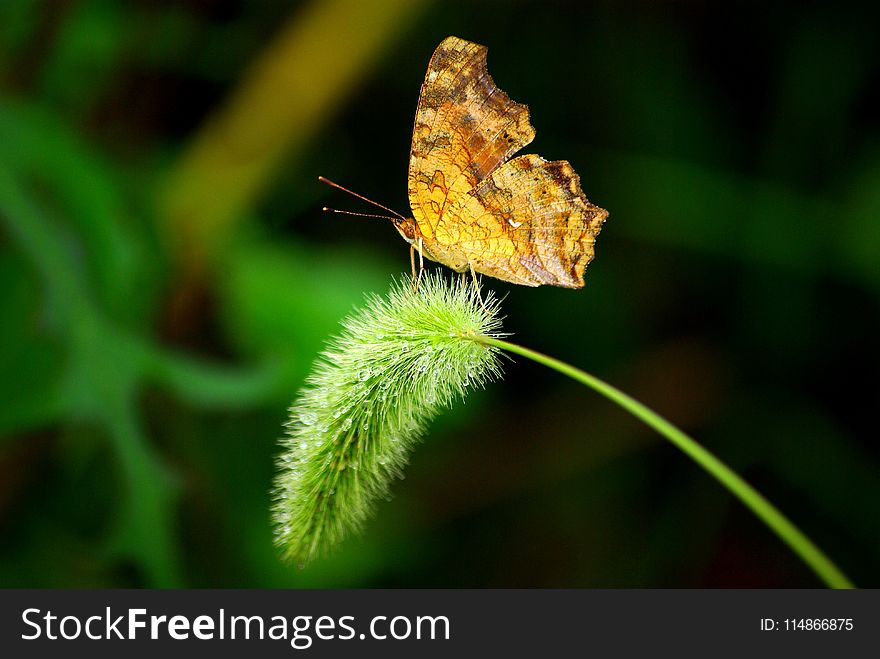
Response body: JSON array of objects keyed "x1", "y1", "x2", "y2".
[{"x1": 402, "y1": 36, "x2": 608, "y2": 288}]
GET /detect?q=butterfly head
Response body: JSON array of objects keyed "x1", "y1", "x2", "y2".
[{"x1": 392, "y1": 216, "x2": 418, "y2": 245}]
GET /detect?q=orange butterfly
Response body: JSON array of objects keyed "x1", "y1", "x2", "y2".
[{"x1": 323, "y1": 36, "x2": 607, "y2": 288}]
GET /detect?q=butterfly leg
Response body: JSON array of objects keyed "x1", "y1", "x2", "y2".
[
  {"x1": 416, "y1": 237, "x2": 425, "y2": 289},
  {"x1": 409, "y1": 244, "x2": 418, "y2": 290},
  {"x1": 468, "y1": 263, "x2": 490, "y2": 313},
  {"x1": 409, "y1": 238, "x2": 426, "y2": 291}
]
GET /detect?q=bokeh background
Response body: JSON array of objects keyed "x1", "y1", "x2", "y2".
[{"x1": 1, "y1": 0, "x2": 878, "y2": 588}]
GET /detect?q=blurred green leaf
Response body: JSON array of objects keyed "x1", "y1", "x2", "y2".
[
  {"x1": 0, "y1": 250, "x2": 64, "y2": 437},
  {"x1": 39, "y1": 2, "x2": 124, "y2": 117},
  {"x1": 0, "y1": 101, "x2": 150, "y2": 322},
  {"x1": 218, "y1": 236, "x2": 397, "y2": 392}
]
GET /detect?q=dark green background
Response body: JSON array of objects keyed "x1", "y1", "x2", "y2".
[{"x1": 1, "y1": 0, "x2": 878, "y2": 587}]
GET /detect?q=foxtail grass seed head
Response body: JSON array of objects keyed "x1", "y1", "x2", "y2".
[{"x1": 272, "y1": 273, "x2": 504, "y2": 566}]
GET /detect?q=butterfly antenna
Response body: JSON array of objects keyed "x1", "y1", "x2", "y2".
[
  {"x1": 322, "y1": 207, "x2": 399, "y2": 221},
  {"x1": 318, "y1": 176, "x2": 406, "y2": 220}
]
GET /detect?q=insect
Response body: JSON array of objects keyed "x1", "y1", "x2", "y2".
[{"x1": 321, "y1": 35, "x2": 607, "y2": 288}]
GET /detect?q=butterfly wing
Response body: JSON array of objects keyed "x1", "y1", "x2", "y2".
[
  {"x1": 407, "y1": 36, "x2": 606, "y2": 287},
  {"x1": 455, "y1": 154, "x2": 608, "y2": 287},
  {"x1": 408, "y1": 36, "x2": 535, "y2": 235}
]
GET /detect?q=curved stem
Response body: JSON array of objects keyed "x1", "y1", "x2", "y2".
[{"x1": 471, "y1": 335, "x2": 854, "y2": 589}]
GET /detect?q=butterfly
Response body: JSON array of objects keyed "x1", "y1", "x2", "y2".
[{"x1": 322, "y1": 35, "x2": 607, "y2": 288}]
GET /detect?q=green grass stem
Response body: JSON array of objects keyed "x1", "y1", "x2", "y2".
[{"x1": 470, "y1": 335, "x2": 855, "y2": 589}]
